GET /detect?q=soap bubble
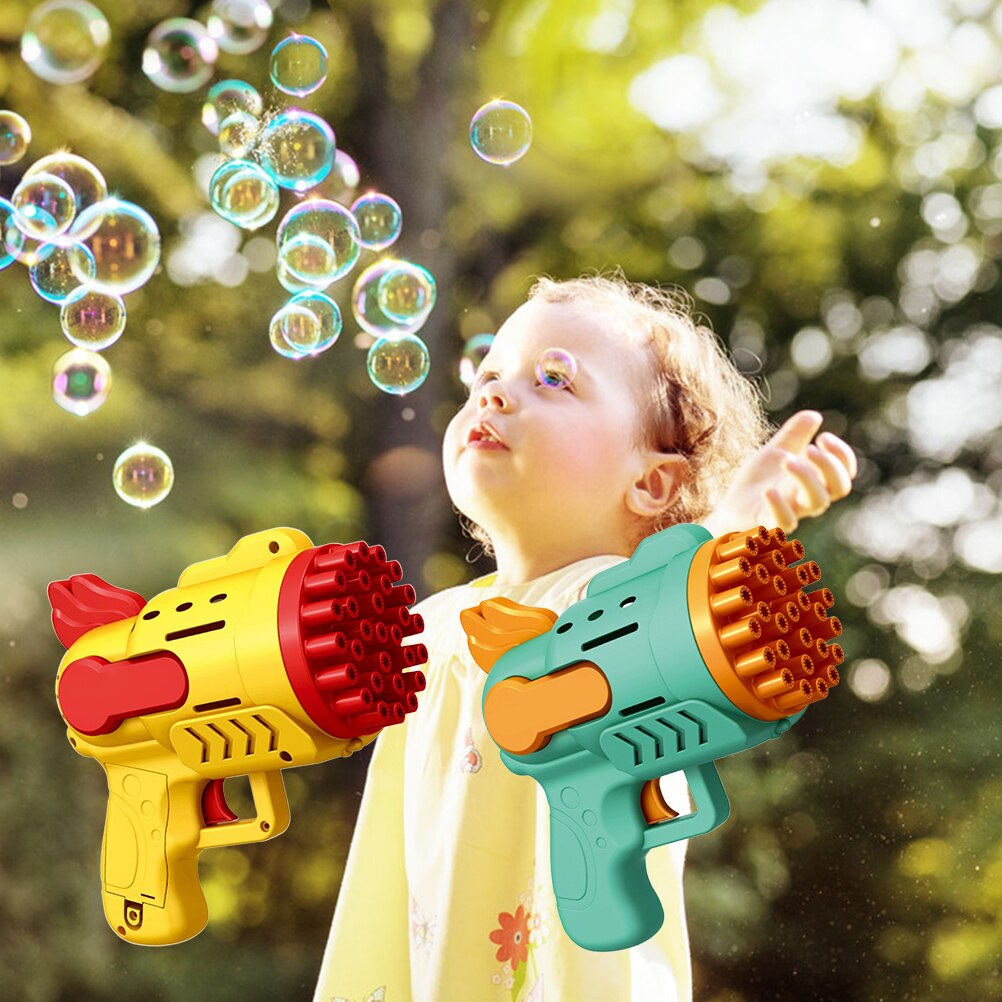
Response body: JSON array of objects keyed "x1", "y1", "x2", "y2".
[
  {"x1": 470, "y1": 99, "x2": 533, "y2": 165},
  {"x1": 12, "y1": 172, "x2": 76, "y2": 241},
  {"x1": 113, "y1": 443, "x2": 175, "y2": 509},
  {"x1": 24, "y1": 153, "x2": 107, "y2": 239},
  {"x1": 202, "y1": 79, "x2": 263, "y2": 135},
  {"x1": 311, "y1": 149, "x2": 361, "y2": 204},
  {"x1": 60, "y1": 286, "x2": 126, "y2": 349},
  {"x1": 367, "y1": 334, "x2": 431, "y2": 395},
  {"x1": 351, "y1": 192, "x2": 402, "y2": 250},
  {"x1": 0, "y1": 111, "x2": 31, "y2": 166},
  {"x1": 353, "y1": 258, "x2": 435, "y2": 337},
  {"x1": 70, "y1": 198, "x2": 161, "y2": 294},
  {"x1": 52, "y1": 347, "x2": 111, "y2": 415},
  {"x1": 209, "y1": 159, "x2": 279, "y2": 230},
  {"x1": 269, "y1": 303, "x2": 323, "y2": 358},
  {"x1": 458, "y1": 333, "x2": 495, "y2": 387},
  {"x1": 276, "y1": 199, "x2": 360, "y2": 284},
  {"x1": 257, "y1": 110, "x2": 335, "y2": 192},
  {"x1": 207, "y1": 0, "x2": 273, "y2": 55},
  {"x1": 143, "y1": 18, "x2": 219, "y2": 94},
  {"x1": 288, "y1": 290, "x2": 342, "y2": 354},
  {"x1": 30, "y1": 243, "x2": 96, "y2": 304},
  {"x1": 275, "y1": 256, "x2": 313, "y2": 294},
  {"x1": 535, "y1": 348, "x2": 577, "y2": 389},
  {"x1": 270, "y1": 35, "x2": 328, "y2": 97},
  {"x1": 21, "y1": 0, "x2": 110, "y2": 85},
  {"x1": 2, "y1": 211, "x2": 55, "y2": 269},
  {"x1": 218, "y1": 111, "x2": 260, "y2": 158},
  {"x1": 278, "y1": 233, "x2": 338, "y2": 285},
  {"x1": 377, "y1": 261, "x2": 436, "y2": 326}
]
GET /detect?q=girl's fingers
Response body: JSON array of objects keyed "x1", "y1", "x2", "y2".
[
  {"x1": 768, "y1": 410, "x2": 824, "y2": 455},
  {"x1": 783, "y1": 455, "x2": 829, "y2": 514},
  {"x1": 766, "y1": 487, "x2": 798, "y2": 533},
  {"x1": 817, "y1": 432, "x2": 859, "y2": 480},
  {"x1": 805, "y1": 443, "x2": 854, "y2": 501}
]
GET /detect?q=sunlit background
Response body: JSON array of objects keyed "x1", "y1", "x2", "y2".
[{"x1": 2, "y1": 0, "x2": 1001, "y2": 999}]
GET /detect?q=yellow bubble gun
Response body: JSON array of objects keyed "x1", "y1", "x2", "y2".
[
  {"x1": 49, "y1": 527, "x2": 427, "y2": 946},
  {"x1": 461, "y1": 523, "x2": 843, "y2": 952}
]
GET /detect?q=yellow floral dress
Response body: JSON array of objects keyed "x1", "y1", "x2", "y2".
[{"x1": 313, "y1": 555, "x2": 692, "y2": 1002}]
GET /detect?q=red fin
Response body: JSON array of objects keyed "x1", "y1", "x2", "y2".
[{"x1": 47, "y1": 574, "x2": 147, "y2": 649}]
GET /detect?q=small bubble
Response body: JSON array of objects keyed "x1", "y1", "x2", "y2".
[
  {"x1": 60, "y1": 287, "x2": 126, "y2": 350},
  {"x1": 0, "y1": 111, "x2": 31, "y2": 166},
  {"x1": 12, "y1": 172, "x2": 76, "y2": 241},
  {"x1": 218, "y1": 110, "x2": 260, "y2": 158},
  {"x1": 257, "y1": 109, "x2": 335, "y2": 192},
  {"x1": 209, "y1": 159, "x2": 279, "y2": 230},
  {"x1": 469, "y1": 100, "x2": 532, "y2": 165},
  {"x1": 70, "y1": 198, "x2": 161, "y2": 295},
  {"x1": 21, "y1": 0, "x2": 110, "y2": 85},
  {"x1": 112, "y1": 444, "x2": 175, "y2": 509},
  {"x1": 207, "y1": 0, "x2": 273, "y2": 56},
  {"x1": 353, "y1": 258, "x2": 435, "y2": 337},
  {"x1": 534, "y1": 348, "x2": 577, "y2": 389},
  {"x1": 24, "y1": 153, "x2": 107, "y2": 236},
  {"x1": 367, "y1": 334, "x2": 431, "y2": 395},
  {"x1": 52, "y1": 347, "x2": 112, "y2": 415},
  {"x1": 351, "y1": 192, "x2": 402, "y2": 251},
  {"x1": 12, "y1": 493, "x2": 28, "y2": 509},
  {"x1": 458, "y1": 333, "x2": 494, "y2": 387},
  {"x1": 202, "y1": 79, "x2": 262, "y2": 135},
  {"x1": 276, "y1": 199, "x2": 360, "y2": 284},
  {"x1": 286, "y1": 290, "x2": 342, "y2": 354},
  {"x1": 270, "y1": 34, "x2": 328, "y2": 97},
  {"x1": 142, "y1": 18, "x2": 219, "y2": 94},
  {"x1": 30, "y1": 244, "x2": 95, "y2": 304},
  {"x1": 269, "y1": 303, "x2": 323, "y2": 358}
]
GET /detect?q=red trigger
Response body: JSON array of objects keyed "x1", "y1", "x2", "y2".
[{"x1": 201, "y1": 779, "x2": 238, "y2": 825}]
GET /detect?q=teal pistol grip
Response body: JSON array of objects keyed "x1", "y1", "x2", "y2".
[{"x1": 474, "y1": 523, "x2": 839, "y2": 953}]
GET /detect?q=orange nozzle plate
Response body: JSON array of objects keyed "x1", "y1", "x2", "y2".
[{"x1": 483, "y1": 661, "x2": 612, "y2": 755}]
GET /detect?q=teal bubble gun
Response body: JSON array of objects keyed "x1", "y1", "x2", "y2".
[{"x1": 460, "y1": 523, "x2": 844, "y2": 952}]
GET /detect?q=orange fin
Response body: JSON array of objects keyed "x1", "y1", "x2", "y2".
[{"x1": 459, "y1": 597, "x2": 558, "y2": 673}]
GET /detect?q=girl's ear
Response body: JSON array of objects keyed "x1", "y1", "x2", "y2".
[{"x1": 626, "y1": 452, "x2": 687, "y2": 519}]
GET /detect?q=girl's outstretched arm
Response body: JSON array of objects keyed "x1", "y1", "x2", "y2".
[{"x1": 702, "y1": 410, "x2": 858, "y2": 536}]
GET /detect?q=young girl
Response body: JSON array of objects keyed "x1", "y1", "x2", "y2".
[{"x1": 313, "y1": 275, "x2": 857, "y2": 1002}]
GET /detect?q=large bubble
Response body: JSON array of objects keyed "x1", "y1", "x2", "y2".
[
  {"x1": 287, "y1": 291, "x2": 342, "y2": 354},
  {"x1": 12, "y1": 173, "x2": 76, "y2": 241},
  {"x1": 70, "y1": 198, "x2": 161, "y2": 295},
  {"x1": 202, "y1": 79, "x2": 263, "y2": 135},
  {"x1": 270, "y1": 35, "x2": 328, "y2": 97},
  {"x1": 469, "y1": 100, "x2": 533, "y2": 165},
  {"x1": 351, "y1": 192, "x2": 402, "y2": 251},
  {"x1": 257, "y1": 110, "x2": 335, "y2": 192},
  {"x1": 276, "y1": 199, "x2": 360, "y2": 285},
  {"x1": 352, "y1": 258, "x2": 436, "y2": 337},
  {"x1": 30, "y1": 243, "x2": 95, "y2": 304},
  {"x1": 0, "y1": 111, "x2": 31, "y2": 166},
  {"x1": 113, "y1": 443, "x2": 175, "y2": 509},
  {"x1": 24, "y1": 153, "x2": 107, "y2": 240},
  {"x1": 209, "y1": 159, "x2": 279, "y2": 230},
  {"x1": 367, "y1": 334, "x2": 431, "y2": 395},
  {"x1": 207, "y1": 0, "x2": 273, "y2": 56},
  {"x1": 143, "y1": 18, "x2": 219, "y2": 94},
  {"x1": 52, "y1": 347, "x2": 111, "y2": 415},
  {"x1": 21, "y1": 0, "x2": 110, "y2": 85},
  {"x1": 60, "y1": 287, "x2": 126, "y2": 350}
]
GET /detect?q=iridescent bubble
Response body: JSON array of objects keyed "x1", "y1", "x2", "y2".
[
  {"x1": 376, "y1": 261, "x2": 436, "y2": 326},
  {"x1": 275, "y1": 256, "x2": 313, "y2": 294},
  {"x1": 288, "y1": 290, "x2": 342, "y2": 354},
  {"x1": 458, "y1": 333, "x2": 495, "y2": 387},
  {"x1": 209, "y1": 159, "x2": 279, "y2": 230},
  {"x1": 270, "y1": 35, "x2": 328, "y2": 97},
  {"x1": 24, "y1": 153, "x2": 107, "y2": 240},
  {"x1": 218, "y1": 111, "x2": 260, "y2": 158},
  {"x1": 0, "y1": 199, "x2": 24, "y2": 270},
  {"x1": 276, "y1": 199, "x2": 360, "y2": 284},
  {"x1": 2, "y1": 214, "x2": 53, "y2": 269},
  {"x1": 60, "y1": 286, "x2": 126, "y2": 349},
  {"x1": 21, "y1": 0, "x2": 110, "y2": 85},
  {"x1": 351, "y1": 193, "x2": 402, "y2": 251},
  {"x1": 269, "y1": 303, "x2": 323, "y2": 359},
  {"x1": 70, "y1": 199, "x2": 161, "y2": 295},
  {"x1": 469, "y1": 99, "x2": 533, "y2": 165},
  {"x1": 353, "y1": 258, "x2": 435, "y2": 337},
  {"x1": 207, "y1": 0, "x2": 273, "y2": 56},
  {"x1": 367, "y1": 334, "x2": 431, "y2": 395},
  {"x1": 12, "y1": 172, "x2": 76, "y2": 241},
  {"x1": 52, "y1": 347, "x2": 111, "y2": 415},
  {"x1": 0, "y1": 111, "x2": 31, "y2": 166},
  {"x1": 201, "y1": 79, "x2": 263, "y2": 135},
  {"x1": 142, "y1": 18, "x2": 219, "y2": 94},
  {"x1": 310, "y1": 149, "x2": 361, "y2": 205},
  {"x1": 278, "y1": 233, "x2": 338, "y2": 286},
  {"x1": 535, "y1": 348, "x2": 577, "y2": 389},
  {"x1": 113, "y1": 443, "x2": 175, "y2": 509},
  {"x1": 257, "y1": 110, "x2": 335, "y2": 192},
  {"x1": 30, "y1": 243, "x2": 95, "y2": 304}
]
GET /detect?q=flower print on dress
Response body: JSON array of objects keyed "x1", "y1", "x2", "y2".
[
  {"x1": 459, "y1": 725, "x2": 482, "y2": 773},
  {"x1": 489, "y1": 904, "x2": 530, "y2": 970},
  {"x1": 409, "y1": 893, "x2": 435, "y2": 952}
]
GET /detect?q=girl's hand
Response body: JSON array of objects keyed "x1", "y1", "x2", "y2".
[{"x1": 703, "y1": 411, "x2": 858, "y2": 537}]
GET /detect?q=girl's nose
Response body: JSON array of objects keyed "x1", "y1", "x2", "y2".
[{"x1": 477, "y1": 380, "x2": 512, "y2": 412}]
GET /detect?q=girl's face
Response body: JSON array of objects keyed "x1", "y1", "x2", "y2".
[{"x1": 444, "y1": 298, "x2": 653, "y2": 550}]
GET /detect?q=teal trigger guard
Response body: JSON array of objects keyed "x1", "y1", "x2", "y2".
[{"x1": 642, "y1": 760, "x2": 730, "y2": 851}]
